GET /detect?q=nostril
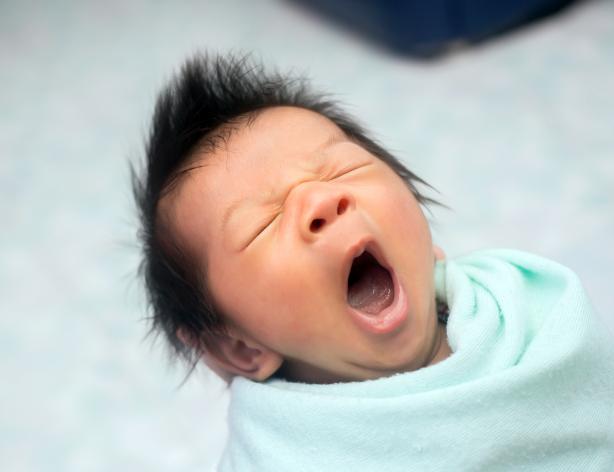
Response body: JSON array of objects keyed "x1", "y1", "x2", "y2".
[
  {"x1": 310, "y1": 218, "x2": 325, "y2": 232},
  {"x1": 337, "y1": 198, "x2": 349, "y2": 215}
]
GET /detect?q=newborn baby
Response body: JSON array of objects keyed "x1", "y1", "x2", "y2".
[{"x1": 134, "y1": 53, "x2": 614, "y2": 471}]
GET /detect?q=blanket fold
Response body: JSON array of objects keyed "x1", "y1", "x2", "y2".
[{"x1": 219, "y1": 250, "x2": 614, "y2": 471}]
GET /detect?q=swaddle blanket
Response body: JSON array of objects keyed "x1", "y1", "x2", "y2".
[{"x1": 219, "y1": 250, "x2": 614, "y2": 471}]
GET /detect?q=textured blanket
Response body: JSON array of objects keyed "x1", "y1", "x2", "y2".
[{"x1": 219, "y1": 250, "x2": 614, "y2": 471}]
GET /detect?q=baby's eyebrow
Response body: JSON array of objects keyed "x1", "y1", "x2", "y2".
[
  {"x1": 221, "y1": 198, "x2": 245, "y2": 236},
  {"x1": 318, "y1": 133, "x2": 345, "y2": 153},
  {"x1": 304, "y1": 132, "x2": 347, "y2": 174}
]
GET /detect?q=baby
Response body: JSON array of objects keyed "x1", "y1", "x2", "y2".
[{"x1": 134, "y1": 53, "x2": 614, "y2": 471}]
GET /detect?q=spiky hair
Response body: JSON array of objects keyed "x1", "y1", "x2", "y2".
[{"x1": 132, "y1": 52, "x2": 434, "y2": 368}]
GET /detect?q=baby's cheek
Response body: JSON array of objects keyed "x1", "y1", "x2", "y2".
[
  {"x1": 207, "y1": 254, "x2": 262, "y2": 320},
  {"x1": 219, "y1": 255, "x2": 294, "y2": 322},
  {"x1": 368, "y1": 184, "x2": 421, "y2": 230}
]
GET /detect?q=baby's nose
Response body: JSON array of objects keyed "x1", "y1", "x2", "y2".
[{"x1": 297, "y1": 183, "x2": 354, "y2": 241}]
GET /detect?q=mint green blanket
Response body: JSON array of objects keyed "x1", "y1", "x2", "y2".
[{"x1": 219, "y1": 250, "x2": 614, "y2": 471}]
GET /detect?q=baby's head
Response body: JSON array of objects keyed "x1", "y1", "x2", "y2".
[{"x1": 134, "y1": 53, "x2": 449, "y2": 384}]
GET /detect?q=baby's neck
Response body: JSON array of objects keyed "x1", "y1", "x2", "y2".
[{"x1": 426, "y1": 322, "x2": 452, "y2": 367}]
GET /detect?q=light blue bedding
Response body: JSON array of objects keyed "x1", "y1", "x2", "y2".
[{"x1": 221, "y1": 250, "x2": 614, "y2": 471}]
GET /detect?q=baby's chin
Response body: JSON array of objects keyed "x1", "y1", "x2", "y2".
[
  {"x1": 276, "y1": 322, "x2": 449, "y2": 385},
  {"x1": 348, "y1": 328, "x2": 450, "y2": 382}
]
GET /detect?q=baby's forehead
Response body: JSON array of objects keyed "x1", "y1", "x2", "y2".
[
  {"x1": 211, "y1": 106, "x2": 347, "y2": 166},
  {"x1": 169, "y1": 107, "x2": 346, "y2": 192},
  {"x1": 174, "y1": 108, "x2": 354, "y2": 206},
  {"x1": 249, "y1": 106, "x2": 342, "y2": 134}
]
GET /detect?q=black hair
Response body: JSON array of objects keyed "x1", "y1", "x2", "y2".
[{"x1": 132, "y1": 52, "x2": 436, "y2": 370}]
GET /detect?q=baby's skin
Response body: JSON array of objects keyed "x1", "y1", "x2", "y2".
[{"x1": 161, "y1": 106, "x2": 451, "y2": 384}]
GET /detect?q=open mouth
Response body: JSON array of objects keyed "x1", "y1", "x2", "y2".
[{"x1": 347, "y1": 250, "x2": 394, "y2": 315}]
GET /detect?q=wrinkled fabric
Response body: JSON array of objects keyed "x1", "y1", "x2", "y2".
[{"x1": 219, "y1": 250, "x2": 614, "y2": 472}]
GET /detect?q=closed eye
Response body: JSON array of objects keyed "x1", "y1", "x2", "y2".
[
  {"x1": 249, "y1": 214, "x2": 277, "y2": 245},
  {"x1": 330, "y1": 162, "x2": 372, "y2": 180}
]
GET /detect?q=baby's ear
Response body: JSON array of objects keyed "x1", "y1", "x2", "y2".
[
  {"x1": 178, "y1": 327, "x2": 283, "y2": 382},
  {"x1": 433, "y1": 245, "x2": 446, "y2": 261}
]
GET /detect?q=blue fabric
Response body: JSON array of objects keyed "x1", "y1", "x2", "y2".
[
  {"x1": 291, "y1": 0, "x2": 574, "y2": 55},
  {"x1": 219, "y1": 250, "x2": 614, "y2": 471}
]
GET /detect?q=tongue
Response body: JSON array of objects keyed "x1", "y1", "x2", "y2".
[{"x1": 348, "y1": 264, "x2": 394, "y2": 315}]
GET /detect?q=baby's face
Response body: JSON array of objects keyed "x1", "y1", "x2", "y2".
[{"x1": 166, "y1": 107, "x2": 445, "y2": 383}]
